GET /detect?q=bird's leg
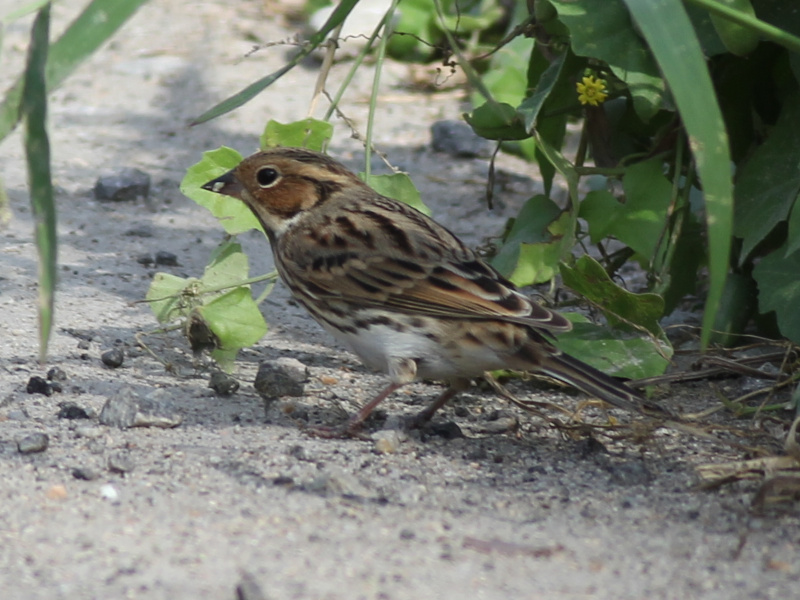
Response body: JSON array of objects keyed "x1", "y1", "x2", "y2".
[
  {"x1": 307, "y1": 381, "x2": 405, "y2": 439},
  {"x1": 408, "y1": 379, "x2": 470, "y2": 427},
  {"x1": 345, "y1": 381, "x2": 406, "y2": 433}
]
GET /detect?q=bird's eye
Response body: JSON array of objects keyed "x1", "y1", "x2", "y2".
[{"x1": 256, "y1": 167, "x2": 280, "y2": 188}]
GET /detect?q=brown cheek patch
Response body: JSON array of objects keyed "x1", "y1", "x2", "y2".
[{"x1": 258, "y1": 180, "x2": 311, "y2": 218}]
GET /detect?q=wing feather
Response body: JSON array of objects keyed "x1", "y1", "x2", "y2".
[{"x1": 279, "y1": 197, "x2": 571, "y2": 333}]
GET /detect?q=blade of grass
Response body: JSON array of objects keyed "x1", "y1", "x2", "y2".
[
  {"x1": 190, "y1": 0, "x2": 359, "y2": 126},
  {"x1": 0, "y1": 0, "x2": 149, "y2": 142},
  {"x1": 363, "y1": 0, "x2": 400, "y2": 178},
  {"x1": 2, "y1": 1, "x2": 51, "y2": 22},
  {"x1": 22, "y1": 3, "x2": 56, "y2": 362},
  {"x1": 623, "y1": 0, "x2": 734, "y2": 348}
]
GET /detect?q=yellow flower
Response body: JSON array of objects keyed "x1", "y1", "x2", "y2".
[{"x1": 576, "y1": 75, "x2": 608, "y2": 106}]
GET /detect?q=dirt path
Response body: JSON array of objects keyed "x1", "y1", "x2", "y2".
[{"x1": 1, "y1": 2, "x2": 798, "y2": 598}]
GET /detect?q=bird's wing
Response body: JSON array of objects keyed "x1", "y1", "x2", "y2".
[{"x1": 281, "y1": 197, "x2": 571, "y2": 333}]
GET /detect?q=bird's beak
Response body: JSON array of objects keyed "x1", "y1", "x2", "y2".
[{"x1": 201, "y1": 169, "x2": 244, "y2": 199}]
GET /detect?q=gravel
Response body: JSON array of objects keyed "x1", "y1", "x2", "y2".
[{"x1": 1, "y1": 1, "x2": 798, "y2": 598}]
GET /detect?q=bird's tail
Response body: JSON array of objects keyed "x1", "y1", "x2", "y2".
[{"x1": 537, "y1": 353, "x2": 670, "y2": 416}]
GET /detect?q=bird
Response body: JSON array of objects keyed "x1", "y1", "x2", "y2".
[{"x1": 202, "y1": 147, "x2": 666, "y2": 435}]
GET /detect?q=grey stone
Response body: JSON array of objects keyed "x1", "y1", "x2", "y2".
[
  {"x1": 431, "y1": 120, "x2": 492, "y2": 158},
  {"x1": 108, "y1": 451, "x2": 135, "y2": 474},
  {"x1": 154, "y1": 250, "x2": 178, "y2": 266},
  {"x1": 254, "y1": 359, "x2": 308, "y2": 398},
  {"x1": 17, "y1": 432, "x2": 49, "y2": 454},
  {"x1": 208, "y1": 372, "x2": 239, "y2": 396},
  {"x1": 94, "y1": 168, "x2": 151, "y2": 202},
  {"x1": 99, "y1": 387, "x2": 182, "y2": 429},
  {"x1": 101, "y1": 348, "x2": 124, "y2": 368},
  {"x1": 72, "y1": 467, "x2": 100, "y2": 481}
]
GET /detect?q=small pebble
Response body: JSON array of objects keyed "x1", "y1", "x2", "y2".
[
  {"x1": 100, "y1": 484, "x2": 119, "y2": 502},
  {"x1": 372, "y1": 429, "x2": 404, "y2": 454},
  {"x1": 453, "y1": 405, "x2": 471, "y2": 418},
  {"x1": 6, "y1": 409, "x2": 28, "y2": 421},
  {"x1": 94, "y1": 167, "x2": 151, "y2": 202},
  {"x1": 46, "y1": 484, "x2": 68, "y2": 500},
  {"x1": 154, "y1": 250, "x2": 178, "y2": 266},
  {"x1": 26, "y1": 376, "x2": 53, "y2": 396},
  {"x1": 17, "y1": 432, "x2": 49, "y2": 454},
  {"x1": 209, "y1": 372, "x2": 240, "y2": 396},
  {"x1": 99, "y1": 387, "x2": 182, "y2": 428},
  {"x1": 101, "y1": 348, "x2": 125, "y2": 368},
  {"x1": 475, "y1": 416, "x2": 518, "y2": 434},
  {"x1": 47, "y1": 367, "x2": 67, "y2": 382},
  {"x1": 399, "y1": 528, "x2": 416, "y2": 540},
  {"x1": 287, "y1": 444, "x2": 309, "y2": 461},
  {"x1": 72, "y1": 467, "x2": 100, "y2": 481},
  {"x1": 136, "y1": 253, "x2": 155, "y2": 266},
  {"x1": 254, "y1": 360, "x2": 307, "y2": 398},
  {"x1": 57, "y1": 402, "x2": 91, "y2": 420},
  {"x1": 425, "y1": 421, "x2": 464, "y2": 440},
  {"x1": 108, "y1": 452, "x2": 135, "y2": 474},
  {"x1": 74, "y1": 425, "x2": 105, "y2": 439}
]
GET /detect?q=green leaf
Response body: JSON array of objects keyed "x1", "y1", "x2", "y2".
[
  {"x1": 555, "y1": 314, "x2": 671, "y2": 379},
  {"x1": 579, "y1": 158, "x2": 672, "y2": 259},
  {"x1": 734, "y1": 93, "x2": 800, "y2": 261},
  {"x1": 622, "y1": 0, "x2": 734, "y2": 348},
  {"x1": 550, "y1": 0, "x2": 666, "y2": 122},
  {"x1": 519, "y1": 47, "x2": 575, "y2": 192},
  {"x1": 518, "y1": 50, "x2": 567, "y2": 133},
  {"x1": 190, "y1": 0, "x2": 359, "y2": 125},
  {"x1": 506, "y1": 215, "x2": 573, "y2": 285},
  {"x1": 181, "y1": 147, "x2": 262, "y2": 235},
  {"x1": 465, "y1": 102, "x2": 529, "y2": 141},
  {"x1": 708, "y1": 0, "x2": 759, "y2": 56},
  {"x1": 362, "y1": 172, "x2": 431, "y2": 216},
  {"x1": 752, "y1": 240, "x2": 800, "y2": 344},
  {"x1": 202, "y1": 241, "x2": 251, "y2": 290},
  {"x1": 146, "y1": 273, "x2": 196, "y2": 324},
  {"x1": 23, "y1": 5, "x2": 55, "y2": 362},
  {"x1": 560, "y1": 256, "x2": 665, "y2": 337},
  {"x1": 491, "y1": 195, "x2": 565, "y2": 284},
  {"x1": 145, "y1": 242, "x2": 271, "y2": 370},
  {"x1": 260, "y1": 118, "x2": 333, "y2": 152},
  {"x1": 0, "y1": 0, "x2": 149, "y2": 142},
  {"x1": 200, "y1": 287, "x2": 268, "y2": 369}
]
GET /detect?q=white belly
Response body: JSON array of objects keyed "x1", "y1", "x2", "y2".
[{"x1": 320, "y1": 315, "x2": 508, "y2": 382}]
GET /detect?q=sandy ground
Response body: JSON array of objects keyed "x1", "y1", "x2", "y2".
[{"x1": 1, "y1": 1, "x2": 799, "y2": 598}]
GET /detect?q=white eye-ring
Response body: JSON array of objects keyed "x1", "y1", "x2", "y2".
[{"x1": 256, "y1": 166, "x2": 280, "y2": 187}]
